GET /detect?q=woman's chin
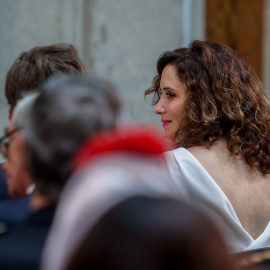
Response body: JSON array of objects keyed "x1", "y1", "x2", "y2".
[{"x1": 164, "y1": 132, "x2": 173, "y2": 141}]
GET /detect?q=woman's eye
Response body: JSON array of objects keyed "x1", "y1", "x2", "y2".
[{"x1": 165, "y1": 92, "x2": 175, "y2": 99}]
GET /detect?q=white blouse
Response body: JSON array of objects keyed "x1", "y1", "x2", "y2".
[{"x1": 165, "y1": 147, "x2": 270, "y2": 252}]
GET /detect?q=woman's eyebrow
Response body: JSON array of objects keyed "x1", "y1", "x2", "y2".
[{"x1": 162, "y1": 87, "x2": 177, "y2": 91}]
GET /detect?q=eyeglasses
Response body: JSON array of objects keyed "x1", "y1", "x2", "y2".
[{"x1": 0, "y1": 127, "x2": 21, "y2": 159}]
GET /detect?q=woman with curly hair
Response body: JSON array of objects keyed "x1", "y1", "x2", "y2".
[{"x1": 145, "y1": 40, "x2": 270, "y2": 252}]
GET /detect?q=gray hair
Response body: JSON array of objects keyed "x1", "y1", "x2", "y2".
[
  {"x1": 23, "y1": 74, "x2": 121, "y2": 200},
  {"x1": 11, "y1": 92, "x2": 39, "y2": 128}
]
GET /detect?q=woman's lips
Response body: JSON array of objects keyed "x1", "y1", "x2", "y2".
[{"x1": 162, "y1": 120, "x2": 172, "y2": 127}]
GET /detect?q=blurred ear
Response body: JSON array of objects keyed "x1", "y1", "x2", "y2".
[{"x1": 8, "y1": 105, "x2": 13, "y2": 122}]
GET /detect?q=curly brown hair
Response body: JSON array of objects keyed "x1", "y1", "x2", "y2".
[{"x1": 145, "y1": 40, "x2": 270, "y2": 175}]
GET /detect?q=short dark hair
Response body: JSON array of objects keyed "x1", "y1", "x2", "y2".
[
  {"x1": 5, "y1": 43, "x2": 87, "y2": 107},
  {"x1": 66, "y1": 196, "x2": 240, "y2": 270},
  {"x1": 23, "y1": 74, "x2": 120, "y2": 200},
  {"x1": 145, "y1": 40, "x2": 270, "y2": 174}
]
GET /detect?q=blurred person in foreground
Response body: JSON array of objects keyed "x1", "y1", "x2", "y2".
[
  {"x1": 66, "y1": 196, "x2": 246, "y2": 270},
  {"x1": 145, "y1": 40, "x2": 270, "y2": 252},
  {"x1": 41, "y1": 125, "x2": 178, "y2": 270},
  {"x1": 0, "y1": 43, "x2": 86, "y2": 232},
  {"x1": 0, "y1": 74, "x2": 120, "y2": 270}
]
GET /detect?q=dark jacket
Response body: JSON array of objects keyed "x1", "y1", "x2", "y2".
[
  {"x1": 0, "y1": 204, "x2": 56, "y2": 270},
  {"x1": 0, "y1": 164, "x2": 30, "y2": 233}
]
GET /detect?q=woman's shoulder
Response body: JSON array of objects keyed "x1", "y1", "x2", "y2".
[
  {"x1": 164, "y1": 140, "x2": 231, "y2": 180},
  {"x1": 164, "y1": 147, "x2": 210, "y2": 173},
  {"x1": 188, "y1": 139, "x2": 228, "y2": 164},
  {"x1": 165, "y1": 145, "x2": 216, "y2": 162},
  {"x1": 164, "y1": 147, "x2": 193, "y2": 161}
]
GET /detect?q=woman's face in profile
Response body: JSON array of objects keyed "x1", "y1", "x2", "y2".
[{"x1": 154, "y1": 64, "x2": 187, "y2": 140}]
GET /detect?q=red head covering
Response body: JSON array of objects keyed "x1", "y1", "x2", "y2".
[{"x1": 73, "y1": 126, "x2": 165, "y2": 170}]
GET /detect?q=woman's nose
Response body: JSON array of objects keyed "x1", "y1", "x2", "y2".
[{"x1": 154, "y1": 100, "x2": 166, "y2": 115}]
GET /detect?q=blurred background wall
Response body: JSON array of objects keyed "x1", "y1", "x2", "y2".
[
  {"x1": 0, "y1": 0, "x2": 268, "y2": 161},
  {"x1": 0, "y1": 0, "x2": 204, "y2": 135}
]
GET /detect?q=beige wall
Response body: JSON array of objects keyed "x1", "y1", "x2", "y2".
[{"x1": 0, "y1": 0, "x2": 205, "y2": 162}]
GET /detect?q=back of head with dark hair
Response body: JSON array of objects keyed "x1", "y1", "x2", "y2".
[
  {"x1": 5, "y1": 43, "x2": 87, "y2": 107},
  {"x1": 23, "y1": 74, "x2": 120, "y2": 200},
  {"x1": 66, "y1": 196, "x2": 241, "y2": 270}
]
